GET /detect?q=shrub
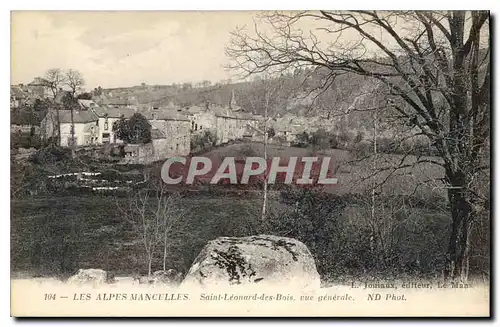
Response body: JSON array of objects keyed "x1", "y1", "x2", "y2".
[
  {"x1": 30, "y1": 144, "x2": 72, "y2": 165},
  {"x1": 11, "y1": 132, "x2": 42, "y2": 150},
  {"x1": 191, "y1": 130, "x2": 217, "y2": 153},
  {"x1": 310, "y1": 129, "x2": 330, "y2": 152}
]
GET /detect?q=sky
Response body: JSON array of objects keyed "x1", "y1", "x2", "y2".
[
  {"x1": 11, "y1": 11, "x2": 489, "y2": 91},
  {"x1": 11, "y1": 11, "x2": 262, "y2": 89}
]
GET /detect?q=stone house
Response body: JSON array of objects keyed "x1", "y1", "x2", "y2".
[
  {"x1": 145, "y1": 109, "x2": 191, "y2": 158},
  {"x1": 10, "y1": 85, "x2": 25, "y2": 108},
  {"x1": 26, "y1": 77, "x2": 53, "y2": 99},
  {"x1": 40, "y1": 110, "x2": 100, "y2": 147},
  {"x1": 184, "y1": 105, "x2": 217, "y2": 132},
  {"x1": 214, "y1": 108, "x2": 260, "y2": 144},
  {"x1": 87, "y1": 105, "x2": 136, "y2": 144}
]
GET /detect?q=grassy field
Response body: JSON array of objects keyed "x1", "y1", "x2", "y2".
[
  {"x1": 193, "y1": 142, "x2": 447, "y2": 198},
  {"x1": 11, "y1": 193, "x2": 269, "y2": 279},
  {"x1": 12, "y1": 142, "x2": 488, "y2": 282}
]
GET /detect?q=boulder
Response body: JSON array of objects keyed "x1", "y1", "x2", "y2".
[
  {"x1": 181, "y1": 235, "x2": 320, "y2": 289},
  {"x1": 67, "y1": 269, "x2": 108, "y2": 286},
  {"x1": 152, "y1": 269, "x2": 183, "y2": 285}
]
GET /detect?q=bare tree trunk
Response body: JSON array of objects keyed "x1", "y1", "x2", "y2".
[
  {"x1": 56, "y1": 106, "x2": 61, "y2": 146},
  {"x1": 70, "y1": 106, "x2": 75, "y2": 158},
  {"x1": 148, "y1": 254, "x2": 152, "y2": 279},
  {"x1": 371, "y1": 111, "x2": 377, "y2": 225},
  {"x1": 163, "y1": 215, "x2": 169, "y2": 271},
  {"x1": 163, "y1": 241, "x2": 167, "y2": 271},
  {"x1": 445, "y1": 181, "x2": 474, "y2": 281},
  {"x1": 261, "y1": 103, "x2": 268, "y2": 221},
  {"x1": 370, "y1": 110, "x2": 379, "y2": 264}
]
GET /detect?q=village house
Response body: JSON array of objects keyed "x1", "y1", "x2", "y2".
[
  {"x1": 87, "y1": 105, "x2": 136, "y2": 144},
  {"x1": 143, "y1": 109, "x2": 191, "y2": 158},
  {"x1": 40, "y1": 110, "x2": 100, "y2": 147},
  {"x1": 10, "y1": 85, "x2": 26, "y2": 109},
  {"x1": 26, "y1": 77, "x2": 53, "y2": 99},
  {"x1": 214, "y1": 108, "x2": 261, "y2": 144},
  {"x1": 11, "y1": 108, "x2": 42, "y2": 136},
  {"x1": 184, "y1": 104, "x2": 217, "y2": 133}
]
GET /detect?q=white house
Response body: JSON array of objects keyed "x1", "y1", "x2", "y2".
[
  {"x1": 87, "y1": 105, "x2": 136, "y2": 144},
  {"x1": 40, "y1": 110, "x2": 100, "y2": 147}
]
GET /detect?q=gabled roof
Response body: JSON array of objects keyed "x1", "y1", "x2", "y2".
[
  {"x1": 28, "y1": 77, "x2": 51, "y2": 87},
  {"x1": 140, "y1": 109, "x2": 190, "y2": 122},
  {"x1": 48, "y1": 110, "x2": 99, "y2": 124},
  {"x1": 11, "y1": 108, "x2": 46, "y2": 126},
  {"x1": 77, "y1": 99, "x2": 98, "y2": 109},
  {"x1": 184, "y1": 105, "x2": 206, "y2": 114},
  {"x1": 89, "y1": 106, "x2": 136, "y2": 119},
  {"x1": 103, "y1": 98, "x2": 131, "y2": 106},
  {"x1": 10, "y1": 86, "x2": 25, "y2": 99}
]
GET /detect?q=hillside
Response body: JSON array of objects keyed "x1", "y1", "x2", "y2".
[{"x1": 95, "y1": 70, "x2": 402, "y2": 136}]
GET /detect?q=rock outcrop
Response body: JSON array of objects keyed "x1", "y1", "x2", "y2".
[
  {"x1": 151, "y1": 269, "x2": 183, "y2": 285},
  {"x1": 181, "y1": 235, "x2": 320, "y2": 289},
  {"x1": 67, "y1": 269, "x2": 108, "y2": 286}
]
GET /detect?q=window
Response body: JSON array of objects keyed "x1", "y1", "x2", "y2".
[
  {"x1": 102, "y1": 133, "x2": 110, "y2": 144},
  {"x1": 200, "y1": 125, "x2": 202, "y2": 130},
  {"x1": 104, "y1": 121, "x2": 109, "y2": 131}
]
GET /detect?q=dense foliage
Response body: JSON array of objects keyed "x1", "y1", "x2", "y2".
[{"x1": 112, "y1": 113, "x2": 152, "y2": 144}]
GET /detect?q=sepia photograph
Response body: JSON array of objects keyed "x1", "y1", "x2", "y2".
[{"x1": 9, "y1": 9, "x2": 491, "y2": 317}]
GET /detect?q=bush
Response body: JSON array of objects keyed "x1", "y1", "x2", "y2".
[
  {"x1": 310, "y1": 129, "x2": 330, "y2": 152},
  {"x1": 191, "y1": 130, "x2": 217, "y2": 153},
  {"x1": 30, "y1": 144, "x2": 72, "y2": 165},
  {"x1": 263, "y1": 189, "x2": 451, "y2": 281},
  {"x1": 11, "y1": 132, "x2": 42, "y2": 150},
  {"x1": 294, "y1": 132, "x2": 310, "y2": 147}
]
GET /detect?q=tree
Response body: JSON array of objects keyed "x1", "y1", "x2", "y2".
[
  {"x1": 44, "y1": 68, "x2": 66, "y2": 145},
  {"x1": 62, "y1": 92, "x2": 78, "y2": 157},
  {"x1": 237, "y1": 75, "x2": 287, "y2": 220},
  {"x1": 295, "y1": 131, "x2": 310, "y2": 147},
  {"x1": 310, "y1": 128, "x2": 330, "y2": 152},
  {"x1": 112, "y1": 113, "x2": 152, "y2": 144},
  {"x1": 93, "y1": 86, "x2": 103, "y2": 97},
  {"x1": 65, "y1": 69, "x2": 85, "y2": 96},
  {"x1": 119, "y1": 181, "x2": 185, "y2": 278},
  {"x1": 226, "y1": 11, "x2": 490, "y2": 280},
  {"x1": 44, "y1": 68, "x2": 66, "y2": 99}
]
